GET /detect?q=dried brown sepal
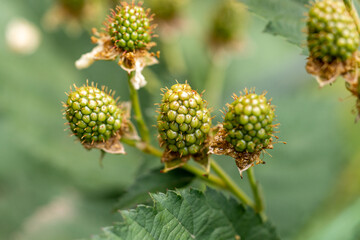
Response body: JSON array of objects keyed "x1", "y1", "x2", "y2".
[
  {"x1": 159, "y1": 137, "x2": 211, "y2": 175},
  {"x1": 192, "y1": 148, "x2": 210, "y2": 177},
  {"x1": 209, "y1": 125, "x2": 272, "y2": 177},
  {"x1": 345, "y1": 79, "x2": 360, "y2": 122},
  {"x1": 306, "y1": 52, "x2": 358, "y2": 87},
  {"x1": 118, "y1": 48, "x2": 158, "y2": 71},
  {"x1": 83, "y1": 133, "x2": 125, "y2": 154},
  {"x1": 161, "y1": 149, "x2": 191, "y2": 173}
]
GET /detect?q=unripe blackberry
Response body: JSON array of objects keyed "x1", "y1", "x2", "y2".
[
  {"x1": 209, "y1": 0, "x2": 247, "y2": 47},
  {"x1": 65, "y1": 84, "x2": 122, "y2": 144},
  {"x1": 157, "y1": 83, "x2": 211, "y2": 156},
  {"x1": 145, "y1": 0, "x2": 185, "y2": 21},
  {"x1": 223, "y1": 92, "x2": 274, "y2": 153},
  {"x1": 59, "y1": 0, "x2": 85, "y2": 17},
  {"x1": 106, "y1": 2, "x2": 153, "y2": 51},
  {"x1": 307, "y1": 0, "x2": 359, "y2": 63}
]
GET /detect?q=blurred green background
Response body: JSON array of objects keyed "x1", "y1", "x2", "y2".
[{"x1": 1, "y1": 0, "x2": 360, "y2": 239}]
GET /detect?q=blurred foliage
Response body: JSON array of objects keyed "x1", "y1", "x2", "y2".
[{"x1": 1, "y1": 0, "x2": 360, "y2": 239}]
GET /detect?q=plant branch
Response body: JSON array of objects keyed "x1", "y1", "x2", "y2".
[
  {"x1": 182, "y1": 164, "x2": 227, "y2": 189},
  {"x1": 210, "y1": 159, "x2": 255, "y2": 208},
  {"x1": 344, "y1": 0, "x2": 360, "y2": 35},
  {"x1": 127, "y1": 71, "x2": 151, "y2": 143},
  {"x1": 120, "y1": 137, "x2": 226, "y2": 188},
  {"x1": 247, "y1": 167, "x2": 266, "y2": 219}
]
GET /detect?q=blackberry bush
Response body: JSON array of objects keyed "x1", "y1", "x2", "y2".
[
  {"x1": 64, "y1": 0, "x2": 292, "y2": 237},
  {"x1": 157, "y1": 83, "x2": 211, "y2": 157},
  {"x1": 65, "y1": 84, "x2": 122, "y2": 144},
  {"x1": 106, "y1": 2, "x2": 153, "y2": 51}
]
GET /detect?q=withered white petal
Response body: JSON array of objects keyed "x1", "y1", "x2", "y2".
[{"x1": 75, "y1": 41, "x2": 104, "y2": 69}]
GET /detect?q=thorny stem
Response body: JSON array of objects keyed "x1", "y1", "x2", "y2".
[
  {"x1": 344, "y1": 0, "x2": 360, "y2": 36},
  {"x1": 120, "y1": 137, "x2": 226, "y2": 188},
  {"x1": 127, "y1": 71, "x2": 151, "y2": 143},
  {"x1": 247, "y1": 167, "x2": 266, "y2": 220},
  {"x1": 210, "y1": 159, "x2": 255, "y2": 208}
]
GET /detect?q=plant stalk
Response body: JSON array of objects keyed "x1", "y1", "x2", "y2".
[
  {"x1": 247, "y1": 167, "x2": 266, "y2": 219},
  {"x1": 120, "y1": 137, "x2": 226, "y2": 189},
  {"x1": 127, "y1": 71, "x2": 151, "y2": 143},
  {"x1": 210, "y1": 159, "x2": 255, "y2": 208}
]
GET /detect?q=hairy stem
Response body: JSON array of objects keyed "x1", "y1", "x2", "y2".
[
  {"x1": 210, "y1": 159, "x2": 255, "y2": 208},
  {"x1": 247, "y1": 167, "x2": 266, "y2": 219},
  {"x1": 182, "y1": 164, "x2": 227, "y2": 189},
  {"x1": 127, "y1": 71, "x2": 151, "y2": 143},
  {"x1": 344, "y1": 0, "x2": 360, "y2": 35}
]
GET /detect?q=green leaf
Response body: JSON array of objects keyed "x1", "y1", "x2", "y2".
[
  {"x1": 91, "y1": 188, "x2": 280, "y2": 240},
  {"x1": 114, "y1": 167, "x2": 195, "y2": 210},
  {"x1": 239, "y1": 0, "x2": 308, "y2": 48}
]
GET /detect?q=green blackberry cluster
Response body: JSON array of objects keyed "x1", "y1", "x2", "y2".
[
  {"x1": 65, "y1": 85, "x2": 122, "y2": 143},
  {"x1": 107, "y1": 3, "x2": 152, "y2": 51},
  {"x1": 307, "y1": 0, "x2": 359, "y2": 62},
  {"x1": 223, "y1": 92, "x2": 274, "y2": 153},
  {"x1": 157, "y1": 83, "x2": 211, "y2": 156}
]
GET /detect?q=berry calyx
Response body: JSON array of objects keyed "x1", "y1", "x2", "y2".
[
  {"x1": 307, "y1": 0, "x2": 359, "y2": 63},
  {"x1": 157, "y1": 83, "x2": 211, "y2": 157},
  {"x1": 223, "y1": 92, "x2": 274, "y2": 153},
  {"x1": 106, "y1": 2, "x2": 154, "y2": 51},
  {"x1": 65, "y1": 84, "x2": 122, "y2": 144}
]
